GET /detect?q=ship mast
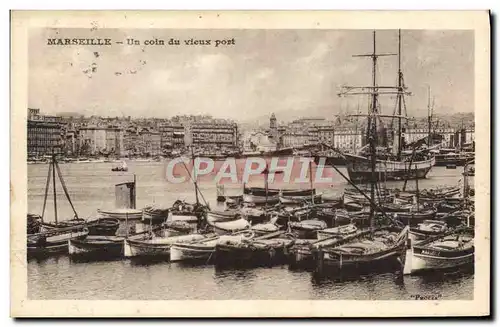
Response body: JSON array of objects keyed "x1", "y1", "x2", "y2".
[{"x1": 396, "y1": 29, "x2": 403, "y2": 160}]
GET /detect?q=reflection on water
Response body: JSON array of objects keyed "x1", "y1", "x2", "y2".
[{"x1": 27, "y1": 162, "x2": 473, "y2": 300}]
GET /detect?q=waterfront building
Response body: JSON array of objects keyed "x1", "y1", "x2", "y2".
[
  {"x1": 243, "y1": 130, "x2": 277, "y2": 153},
  {"x1": 27, "y1": 108, "x2": 64, "y2": 156},
  {"x1": 333, "y1": 128, "x2": 363, "y2": 152},
  {"x1": 78, "y1": 126, "x2": 124, "y2": 156},
  {"x1": 159, "y1": 122, "x2": 186, "y2": 153},
  {"x1": 138, "y1": 127, "x2": 162, "y2": 156},
  {"x1": 189, "y1": 120, "x2": 238, "y2": 150}
]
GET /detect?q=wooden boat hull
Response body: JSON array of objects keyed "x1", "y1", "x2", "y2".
[
  {"x1": 341, "y1": 155, "x2": 435, "y2": 184},
  {"x1": 314, "y1": 226, "x2": 409, "y2": 276},
  {"x1": 87, "y1": 218, "x2": 120, "y2": 236},
  {"x1": 394, "y1": 210, "x2": 437, "y2": 226},
  {"x1": 279, "y1": 194, "x2": 322, "y2": 205},
  {"x1": 27, "y1": 229, "x2": 89, "y2": 257},
  {"x1": 410, "y1": 227, "x2": 474, "y2": 273},
  {"x1": 243, "y1": 194, "x2": 280, "y2": 205},
  {"x1": 215, "y1": 239, "x2": 294, "y2": 267},
  {"x1": 68, "y1": 236, "x2": 124, "y2": 260},
  {"x1": 170, "y1": 243, "x2": 215, "y2": 262},
  {"x1": 97, "y1": 209, "x2": 143, "y2": 220},
  {"x1": 123, "y1": 234, "x2": 207, "y2": 259}
]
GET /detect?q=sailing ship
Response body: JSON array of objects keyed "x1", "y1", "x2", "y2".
[
  {"x1": 318, "y1": 30, "x2": 435, "y2": 183},
  {"x1": 27, "y1": 154, "x2": 89, "y2": 257}
]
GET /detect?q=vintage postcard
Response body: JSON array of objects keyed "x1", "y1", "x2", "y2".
[{"x1": 11, "y1": 10, "x2": 490, "y2": 317}]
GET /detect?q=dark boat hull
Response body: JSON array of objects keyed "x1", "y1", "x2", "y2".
[
  {"x1": 324, "y1": 155, "x2": 436, "y2": 184},
  {"x1": 68, "y1": 237, "x2": 124, "y2": 260},
  {"x1": 313, "y1": 227, "x2": 409, "y2": 277},
  {"x1": 215, "y1": 242, "x2": 292, "y2": 267}
]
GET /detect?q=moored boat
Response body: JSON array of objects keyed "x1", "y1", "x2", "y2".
[
  {"x1": 68, "y1": 235, "x2": 124, "y2": 260},
  {"x1": 86, "y1": 218, "x2": 120, "y2": 236},
  {"x1": 288, "y1": 219, "x2": 327, "y2": 239},
  {"x1": 28, "y1": 225, "x2": 89, "y2": 257},
  {"x1": 314, "y1": 226, "x2": 410, "y2": 276},
  {"x1": 410, "y1": 226, "x2": 474, "y2": 274},
  {"x1": 170, "y1": 231, "x2": 255, "y2": 262},
  {"x1": 124, "y1": 233, "x2": 211, "y2": 259},
  {"x1": 317, "y1": 224, "x2": 358, "y2": 241},
  {"x1": 409, "y1": 219, "x2": 448, "y2": 243}
]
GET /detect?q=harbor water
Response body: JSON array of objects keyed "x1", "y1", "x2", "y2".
[{"x1": 27, "y1": 160, "x2": 474, "y2": 300}]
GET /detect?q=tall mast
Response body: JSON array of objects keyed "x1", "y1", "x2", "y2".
[
  {"x1": 427, "y1": 85, "x2": 433, "y2": 147},
  {"x1": 191, "y1": 147, "x2": 200, "y2": 206},
  {"x1": 52, "y1": 153, "x2": 58, "y2": 224},
  {"x1": 396, "y1": 29, "x2": 403, "y2": 160},
  {"x1": 369, "y1": 31, "x2": 377, "y2": 238}
]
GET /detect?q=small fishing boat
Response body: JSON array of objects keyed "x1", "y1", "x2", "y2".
[
  {"x1": 27, "y1": 154, "x2": 89, "y2": 257},
  {"x1": 409, "y1": 220, "x2": 448, "y2": 243},
  {"x1": 68, "y1": 235, "x2": 124, "y2": 260},
  {"x1": 289, "y1": 226, "x2": 358, "y2": 270},
  {"x1": 314, "y1": 226, "x2": 410, "y2": 276},
  {"x1": 215, "y1": 231, "x2": 295, "y2": 267},
  {"x1": 142, "y1": 205, "x2": 170, "y2": 224},
  {"x1": 288, "y1": 219, "x2": 327, "y2": 239},
  {"x1": 206, "y1": 210, "x2": 241, "y2": 223},
  {"x1": 394, "y1": 208, "x2": 437, "y2": 226},
  {"x1": 86, "y1": 218, "x2": 120, "y2": 236},
  {"x1": 240, "y1": 206, "x2": 268, "y2": 224},
  {"x1": 169, "y1": 200, "x2": 203, "y2": 228},
  {"x1": 207, "y1": 216, "x2": 251, "y2": 235},
  {"x1": 317, "y1": 224, "x2": 358, "y2": 241},
  {"x1": 242, "y1": 187, "x2": 280, "y2": 205},
  {"x1": 170, "y1": 231, "x2": 255, "y2": 262},
  {"x1": 321, "y1": 192, "x2": 343, "y2": 204},
  {"x1": 251, "y1": 222, "x2": 280, "y2": 236},
  {"x1": 410, "y1": 226, "x2": 474, "y2": 274},
  {"x1": 344, "y1": 201, "x2": 365, "y2": 212},
  {"x1": 28, "y1": 225, "x2": 89, "y2": 257},
  {"x1": 111, "y1": 161, "x2": 128, "y2": 172},
  {"x1": 97, "y1": 208, "x2": 143, "y2": 220},
  {"x1": 124, "y1": 233, "x2": 212, "y2": 259}
]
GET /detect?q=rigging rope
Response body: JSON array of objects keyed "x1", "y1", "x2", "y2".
[
  {"x1": 180, "y1": 160, "x2": 210, "y2": 208},
  {"x1": 41, "y1": 161, "x2": 53, "y2": 221},
  {"x1": 54, "y1": 159, "x2": 79, "y2": 219}
]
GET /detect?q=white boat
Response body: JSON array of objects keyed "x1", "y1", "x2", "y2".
[
  {"x1": 206, "y1": 210, "x2": 240, "y2": 223},
  {"x1": 170, "y1": 231, "x2": 255, "y2": 262},
  {"x1": 98, "y1": 208, "x2": 143, "y2": 220},
  {"x1": 207, "y1": 215, "x2": 251, "y2": 235},
  {"x1": 410, "y1": 227, "x2": 474, "y2": 274},
  {"x1": 124, "y1": 233, "x2": 211, "y2": 258}
]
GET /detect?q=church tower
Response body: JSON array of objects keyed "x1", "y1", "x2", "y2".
[{"x1": 269, "y1": 113, "x2": 278, "y2": 140}]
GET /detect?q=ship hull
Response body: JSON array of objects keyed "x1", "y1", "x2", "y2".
[{"x1": 341, "y1": 155, "x2": 435, "y2": 183}]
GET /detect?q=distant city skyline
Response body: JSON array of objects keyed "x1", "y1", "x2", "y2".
[{"x1": 29, "y1": 29, "x2": 474, "y2": 121}]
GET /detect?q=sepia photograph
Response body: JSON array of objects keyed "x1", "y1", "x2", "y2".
[{"x1": 11, "y1": 10, "x2": 490, "y2": 317}]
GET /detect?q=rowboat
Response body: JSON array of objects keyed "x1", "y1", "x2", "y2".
[
  {"x1": 28, "y1": 225, "x2": 89, "y2": 257},
  {"x1": 170, "y1": 231, "x2": 255, "y2": 262},
  {"x1": 409, "y1": 220, "x2": 448, "y2": 243},
  {"x1": 68, "y1": 235, "x2": 124, "y2": 260},
  {"x1": 394, "y1": 209, "x2": 437, "y2": 226},
  {"x1": 317, "y1": 224, "x2": 358, "y2": 241},
  {"x1": 214, "y1": 231, "x2": 294, "y2": 267},
  {"x1": 410, "y1": 227, "x2": 474, "y2": 274},
  {"x1": 207, "y1": 216, "x2": 251, "y2": 235},
  {"x1": 288, "y1": 219, "x2": 327, "y2": 239},
  {"x1": 97, "y1": 208, "x2": 143, "y2": 220},
  {"x1": 86, "y1": 218, "x2": 120, "y2": 236},
  {"x1": 314, "y1": 226, "x2": 410, "y2": 276},
  {"x1": 142, "y1": 205, "x2": 170, "y2": 224},
  {"x1": 206, "y1": 210, "x2": 241, "y2": 223},
  {"x1": 123, "y1": 233, "x2": 211, "y2": 259}
]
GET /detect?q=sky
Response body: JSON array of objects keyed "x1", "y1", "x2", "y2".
[{"x1": 29, "y1": 28, "x2": 474, "y2": 122}]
